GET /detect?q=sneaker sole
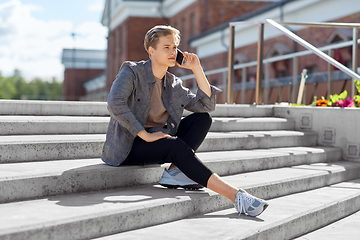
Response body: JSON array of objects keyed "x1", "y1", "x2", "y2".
[
  {"x1": 159, "y1": 183, "x2": 204, "y2": 190},
  {"x1": 249, "y1": 203, "x2": 269, "y2": 217}
]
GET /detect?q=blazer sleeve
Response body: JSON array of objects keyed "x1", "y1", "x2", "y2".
[
  {"x1": 107, "y1": 64, "x2": 145, "y2": 137},
  {"x1": 184, "y1": 84, "x2": 222, "y2": 113}
]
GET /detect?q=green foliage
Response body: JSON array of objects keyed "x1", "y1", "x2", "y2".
[
  {"x1": 355, "y1": 95, "x2": 360, "y2": 100},
  {"x1": 328, "y1": 90, "x2": 348, "y2": 106},
  {"x1": 310, "y1": 80, "x2": 360, "y2": 108},
  {"x1": 291, "y1": 103, "x2": 304, "y2": 106},
  {"x1": 0, "y1": 75, "x2": 17, "y2": 99},
  {"x1": 355, "y1": 79, "x2": 360, "y2": 94},
  {"x1": 0, "y1": 71, "x2": 62, "y2": 100},
  {"x1": 353, "y1": 79, "x2": 360, "y2": 107}
]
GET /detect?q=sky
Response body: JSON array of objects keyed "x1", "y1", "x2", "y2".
[{"x1": 0, "y1": 0, "x2": 107, "y2": 81}]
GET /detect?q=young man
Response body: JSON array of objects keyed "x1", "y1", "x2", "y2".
[{"x1": 101, "y1": 25, "x2": 268, "y2": 217}]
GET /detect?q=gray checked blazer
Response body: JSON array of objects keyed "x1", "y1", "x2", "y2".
[{"x1": 101, "y1": 59, "x2": 221, "y2": 166}]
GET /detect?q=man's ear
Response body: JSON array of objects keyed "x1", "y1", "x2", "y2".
[{"x1": 148, "y1": 46, "x2": 155, "y2": 56}]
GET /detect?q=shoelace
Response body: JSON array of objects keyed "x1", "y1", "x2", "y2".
[{"x1": 236, "y1": 191, "x2": 255, "y2": 215}]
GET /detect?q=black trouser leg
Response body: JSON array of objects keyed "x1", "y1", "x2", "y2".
[
  {"x1": 122, "y1": 113, "x2": 213, "y2": 187},
  {"x1": 175, "y1": 112, "x2": 212, "y2": 151}
]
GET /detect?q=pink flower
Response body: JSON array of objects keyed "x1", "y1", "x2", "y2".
[
  {"x1": 333, "y1": 96, "x2": 355, "y2": 107},
  {"x1": 344, "y1": 97, "x2": 355, "y2": 107},
  {"x1": 347, "y1": 100, "x2": 355, "y2": 107},
  {"x1": 333, "y1": 99, "x2": 344, "y2": 107}
]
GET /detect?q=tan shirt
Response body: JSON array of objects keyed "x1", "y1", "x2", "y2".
[{"x1": 144, "y1": 76, "x2": 170, "y2": 128}]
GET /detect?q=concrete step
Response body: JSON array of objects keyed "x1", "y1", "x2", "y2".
[
  {"x1": 95, "y1": 179, "x2": 360, "y2": 240},
  {"x1": 0, "y1": 134, "x2": 105, "y2": 163},
  {"x1": 0, "y1": 146, "x2": 341, "y2": 203},
  {"x1": 190, "y1": 104, "x2": 275, "y2": 117},
  {"x1": 0, "y1": 100, "x2": 274, "y2": 118},
  {"x1": 0, "y1": 131, "x2": 318, "y2": 163},
  {"x1": 0, "y1": 161, "x2": 359, "y2": 240},
  {"x1": 0, "y1": 116, "x2": 294, "y2": 135},
  {"x1": 210, "y1": 117, "x2": 294, "y2": 132},
  {"x1": 0, "y1": 116, "x2": 110, "y2": 135},
  {"x1": 198, "y1": 130, "x2": 317, "y2": 152},
  {"x1": 0, "y1": 100, "x2": 109, "y2": 116},
  {"x1": 295, "y1": 209, "x2": 360, "y2": 240}
]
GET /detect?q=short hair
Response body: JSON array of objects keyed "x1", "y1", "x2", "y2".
[{"x1": 144, "y1": 25, "x2": 181, "y2": 54}]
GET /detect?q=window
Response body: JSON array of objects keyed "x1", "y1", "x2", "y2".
[
  {"x1": 190, "y1": 13, "x2": 195, "y2": 37},
  {"x1": 181, "y1": 17, "x2": 186, "y2": 47},
  {"x1": 306, "y1": 65, "x2": 318, "y2": 74}
]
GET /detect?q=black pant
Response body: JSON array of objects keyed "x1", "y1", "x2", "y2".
[{"x1": 122, "y1": 113, "x2": 214, "y2": 187}]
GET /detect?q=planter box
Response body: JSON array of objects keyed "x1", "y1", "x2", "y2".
[{"x1": 274, "y1": 105, "x2": 360, "y2": 162}]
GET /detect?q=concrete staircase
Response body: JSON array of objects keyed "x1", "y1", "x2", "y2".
[{"x1": 0, "y1": 100, "x2": 360, "y2": 240}]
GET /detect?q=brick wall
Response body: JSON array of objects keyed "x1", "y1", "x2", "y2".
[
  {"x1": 63, "y1": 68, "x2": 104, "y2": 101},
  {"x1": 201, "y1": 0, "x2": 268, "y2": 31},
  {"x1": 104, "y1": 2, "x2": 360, "y2": 104},
  {"x1": 169, "y1": 0, "x2": 269, "y2": 51},
  {"x1": 106, "y1": 17, "x2": 168, "y2": 89},
  {"x1": 106, "y1": 0, "x2": 271, "y2": 91},
  {"x1": 197, "y1": 11, "x2": 360, "y2": 104}
]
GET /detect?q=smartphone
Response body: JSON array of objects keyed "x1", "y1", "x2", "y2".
[{"x1": 176, "y1": 49, "x2": 185, "y2": 65}]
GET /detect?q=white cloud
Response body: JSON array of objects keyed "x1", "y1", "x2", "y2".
[
  {"x1": 73, "y1": 21, "x2": 108, "y2": 49},
  {"x1": 0, "y1": 0, "x2": 107, "y2": 81},
  {"x1": 88, "y1": 0, "x2": 104, "y2": 12}
]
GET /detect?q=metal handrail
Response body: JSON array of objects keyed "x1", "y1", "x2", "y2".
[
  {"x1": 229, "y1": 20, "x2": 359, "y2": 103},
  {"x1": 272, "y1": 21, "x2": 360, "y2": 28},
  {"x1": 180, "y1": 38, "x2": 360, "y2": 80},
  {"x1": 180, "y1": 20, "x2": 359, "y2": 104},
  {"x1": 230, "y1": 21, "x2": 360, "y2": 28},
  {"x1": 267, "y1": 19, "x2": 360, "y2": 97}
]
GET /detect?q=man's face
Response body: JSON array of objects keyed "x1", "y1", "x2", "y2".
[{"x1": 149, "y1": 34, "x2": 178, "y2": 67}]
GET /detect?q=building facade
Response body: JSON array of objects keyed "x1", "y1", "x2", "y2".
[
  {"x1": 100, "y1": 0, "x2": 360, "y2": 104},
  {"x1": 62, "y1": 49, "x2": 106, "y2": 101}
]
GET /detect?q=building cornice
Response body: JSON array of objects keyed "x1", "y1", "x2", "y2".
[{"x1": 102, "y1": 0, "x2": 196, "y2": 30}]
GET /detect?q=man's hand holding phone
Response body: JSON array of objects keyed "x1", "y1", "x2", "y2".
[
  {"x1": 176, "y1": 48, "x2": 211, "y2": 97},
  {"x1": 176, "y1": 49, "x2": 201, "y2": 71},
  {"x1": 176, "y1": 49, "x2": 185, "y2": 65}
]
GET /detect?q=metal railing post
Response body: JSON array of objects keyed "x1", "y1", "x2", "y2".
[
  {"x1": 223, "y1": 71, "x2": 227, "y2": 103},
  {"x1": 288, "y1": 82, "x2": 292, "y2": 103},
  {"x1": 265, "y1": 63, "x2": 270, "y2": 104},
  {"x1": 227, "y1": 25, "x2": 235, "y2": 104},
  {"x1": 292, "y1": 56, "x2": 298, "y2": 103},
  {"x1": 328, "y1": 49, "x2": 334, "y2": 99},
  {"x1": 353, "y1": 27, "x2": 359, "y2": 97},
  {"x1": 241, "y1": 67, "x2": 247, "y2": 104},
  {"x1": 255, "y1": 23, "x2": 264, "y2": 104},
  {"x1": 313, "y1": 82, "x2": 317, "y2": 102}
]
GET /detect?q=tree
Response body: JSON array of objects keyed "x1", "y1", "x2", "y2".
[
  {"x1": 0, "y1": 71, "x2": 63, "y2": 100},
  {"x1": 0, "y1": 75, "x2": 17, "y2": 99}
]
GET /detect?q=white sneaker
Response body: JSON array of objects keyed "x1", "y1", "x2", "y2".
[
  {"x1": 234, "y1": 189, "x2": 269, "y2": 217},
  {"x1": 159, "y1": 168, "x2": 203, "y2": 190}
]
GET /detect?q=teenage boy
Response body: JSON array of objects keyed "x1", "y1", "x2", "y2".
[{"x1": 101, "y1": 25, "x2": 268, "y2": 217}]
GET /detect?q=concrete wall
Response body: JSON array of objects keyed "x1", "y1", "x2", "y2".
[{"x1": 274, "y1": 105, "x2": 360, "y2": 162}]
